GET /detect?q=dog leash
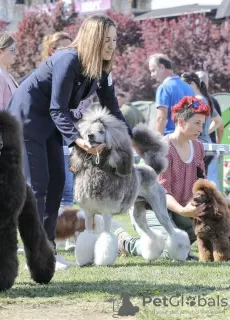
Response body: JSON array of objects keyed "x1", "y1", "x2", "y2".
[
  {"x1": 83, "y1": 149, "x2": 100, "y2": 165},
  {"x1": 95, "y1": 148, "x2": 100, "y2": 165}
]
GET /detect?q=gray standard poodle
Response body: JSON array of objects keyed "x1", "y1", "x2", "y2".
[
  {"x1": 0, "y1": 111, "x2": 55, "y2": 291},
  {"x1": 70, "y1": 107, "x2": 190, "y2": 266}
]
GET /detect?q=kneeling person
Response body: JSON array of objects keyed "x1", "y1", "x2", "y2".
[{"x1": 115, "y1": 96, "x2": 210, "y2": 260}]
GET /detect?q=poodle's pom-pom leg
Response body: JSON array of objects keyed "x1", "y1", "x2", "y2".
[
  {"x1": 75, "y1": 214, "x2": 96, "y2": 266},
  {"x1": 18, "y1": 185, "x2": 55, "y2": 284},
  {"x1": 130, "y1": 202, "x2": 165, "y2": 260},
  {"x1": 143, "y1": 183, "x2": 190, "y2": 261},
  {"x1": 94, "y1": 232, "x2": 118, "y2": 265},
  {"x1": 94, "y1": 213, "x2": 118, "y2": 265},
  {"x1": 140, "y1": 229, "x2": 165, "y2": 261},
  {"x1": 75, "y1": 231, "x2": 97, "y2": 266},
  {"x1": 0, "y1": 222, "x2": 18, "y2": 291},
  {"x1": 166, "y1": 229, "x2": 190, "y2": 261},
  {"x1": 145, "y1": 182, "x2": 175, "y2": 236}
]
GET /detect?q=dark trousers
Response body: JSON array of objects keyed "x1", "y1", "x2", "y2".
[{"x1": 24, "y1": 129, "x2": 65, "y2": 241}]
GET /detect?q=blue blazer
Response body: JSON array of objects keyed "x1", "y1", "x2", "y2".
[{"x1": 7, "y1": 49, "x2": 132, "y2": 146}]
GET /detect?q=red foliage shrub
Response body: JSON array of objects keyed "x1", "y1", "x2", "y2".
[
  {"x1": 10, "y1": 2, "x2": 78, "y2": 80},
  {"x1": 9, "y1": 6, "x2": 230, "y2": 100}
]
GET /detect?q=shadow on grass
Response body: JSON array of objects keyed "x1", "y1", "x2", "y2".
[
  {"x1": 0, "y1": 280, "x2": 221, "y2": 299},
  {"x1": 56, "y1": 259, "x2": 230, "y2": 268},
  {"x1": 109, "y1": 260, "x2": 230, "y2": 267}
]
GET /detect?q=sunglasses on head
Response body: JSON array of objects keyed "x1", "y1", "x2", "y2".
[
  {"x1": 181, "y1": 72, "x2": 194, "y2": 83},
  {"x1": 186, "y1": 101, "x2": 200, "y2": 109}
]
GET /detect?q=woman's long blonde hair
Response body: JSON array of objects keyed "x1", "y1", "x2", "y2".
[
  {"x1": 41, "y1": 31, "x2": 72, "y2": 61},
  {"x1": 69, "y1": 15, "x2": 116, "y2": 79}
]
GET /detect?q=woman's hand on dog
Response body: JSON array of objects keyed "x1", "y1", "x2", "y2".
[
  {"x1": 75, "y1": 138, "x2": 105, "y2": 155},
  {"x1": 180, "y1": 201, "x2": 206, "y2": 219}
]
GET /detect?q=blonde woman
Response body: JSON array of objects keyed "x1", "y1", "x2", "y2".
[
  {"x1": 0, "y1": 33, "x2": 17, "y2": 109},
  {"x1": 19, "y1": 31, "x2": 72, "y2": 83},
  {"x1": 7, "y1": 15, "x2": 132, "y2": 255}
]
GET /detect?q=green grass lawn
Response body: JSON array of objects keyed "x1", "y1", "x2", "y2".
[{"x1": 1, "y1": 213, "x2": 230, "y2": 319}]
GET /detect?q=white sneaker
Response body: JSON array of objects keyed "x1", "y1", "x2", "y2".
[
  {"x1": 25, "y1": 254, "x2": 76, "y2": 271},
  {"x1": 55, "y1": 254, "x2": 76, "y2": 270},
  {"x1": 65, "y1": 238, "x2": 76, "y2": 251}
]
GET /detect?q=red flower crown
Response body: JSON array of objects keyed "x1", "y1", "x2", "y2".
[{"x1": 172, "y1": 96, "x2": 210, "y2": 122}]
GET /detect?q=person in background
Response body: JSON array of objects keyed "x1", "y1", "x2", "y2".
[
  {"x1": 181, "y1": 72, "x2": 222, "y2": 174},
  {"x1": 19, "y1": 31, "x2": 73, "y2": 84},
  {"x1": 223, "y1": 161, "x2": 230, "y2": 198},
  {"x1": 117, "y1": 92, "x2": 145, "y2": 164},
  {"x1": 148, "y1": 53, "x2": 194, "y2": 135},
  {"x1": 7, "y1": 15, "x2": 132, "y2": 264},
  {"x1": 115, "y1": 96, "x2": 209, "y2": 261},
  {"x1": 117, "y1": 92, "x2": 145, "y2": 129},
  {"x1": 196, "y1": 71, "x2": 224, "y2": 144},
  {"x1": 0, "y1": 33, "x2": 17, "y2": 110},
  {"x1": 196, "y1": 70, "x2": 224, "y2": 190}
]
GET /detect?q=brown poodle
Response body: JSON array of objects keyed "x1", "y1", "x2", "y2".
[{"x1": 192, "y1": 179, "x2": 230, "y2": 262}]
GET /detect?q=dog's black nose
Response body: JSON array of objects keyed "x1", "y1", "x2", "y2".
[{"x1": 88, "y1": 134, "x2": 94, "y2": 140}]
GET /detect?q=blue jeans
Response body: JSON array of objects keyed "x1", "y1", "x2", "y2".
[
  {"x1": 60, "y1": 153, "x2": 74, "y2": 207},
  {"x1": 207, "y1": 156, "x2": 220, "y2": 190}
]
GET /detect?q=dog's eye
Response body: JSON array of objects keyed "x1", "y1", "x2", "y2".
[{"x1": 99, "y1": 131, "x2": 105, "y2": 134}]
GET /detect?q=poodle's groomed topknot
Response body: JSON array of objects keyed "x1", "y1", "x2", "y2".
[{"x1": 192, "y1": 179, "x2": 217, "y2": 195}]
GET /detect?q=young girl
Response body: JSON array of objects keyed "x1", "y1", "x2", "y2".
[{"x1": 115, "y1": 96, "x2": 210, "y2": 260}]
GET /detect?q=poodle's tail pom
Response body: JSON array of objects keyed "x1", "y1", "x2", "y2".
[{"x1": 132, "y1": 124, "x2": 168, "y2": 174}]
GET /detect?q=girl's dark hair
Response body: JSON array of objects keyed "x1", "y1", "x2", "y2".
[{"x1": 181, "y1": 72, "x2": 213, "y2": 115}]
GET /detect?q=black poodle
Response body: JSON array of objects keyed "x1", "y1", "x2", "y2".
[{"x1": 0, "y1": 111, "x2": 55, "y2": 290}]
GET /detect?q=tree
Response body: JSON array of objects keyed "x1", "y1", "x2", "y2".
[
  {"x1": 9, "y1": 6, "x2": 230, "y2": 98},
  {"x1": 140, "y1": 15, "x2": 230, "y2": 94},
  {"x1": 107, "y1": 10, "x2": 142, "y2": 53}
]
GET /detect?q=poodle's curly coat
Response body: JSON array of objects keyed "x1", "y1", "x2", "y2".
[{"x1": 0, "y1": 111, "x2": 55, "y2": 290}]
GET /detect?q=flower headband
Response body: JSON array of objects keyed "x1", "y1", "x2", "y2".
[{"x1": 172, "y1": 96, "x2": 210, "y2": 121}]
